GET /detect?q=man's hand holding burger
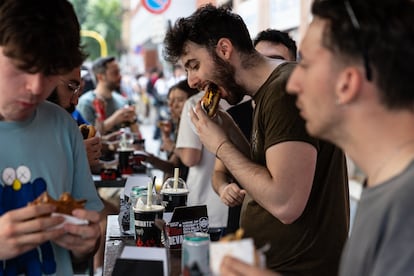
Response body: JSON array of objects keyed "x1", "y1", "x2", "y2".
[
  {"x1": 79, "y1": 124, "x2": 102, "y2": 167},
  {"x1": 190, "y1": 99, "x2": 229, "y2": 156}
]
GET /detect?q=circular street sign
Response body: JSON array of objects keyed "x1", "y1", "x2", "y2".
[{"x1": 142, "y1": 0, "x2": 171, "y2": 14}]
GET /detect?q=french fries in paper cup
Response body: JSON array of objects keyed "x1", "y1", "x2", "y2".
[{"x1": 209, "y1": 228, "x2": 266, "y2": 275}]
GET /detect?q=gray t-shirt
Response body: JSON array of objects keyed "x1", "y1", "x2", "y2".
[
  {"x1": 77, "y1": 90, "x2": 128, "y2": 132},
  {"x1": 340, "y1": 160, "x2": 414, "y2": 275}
]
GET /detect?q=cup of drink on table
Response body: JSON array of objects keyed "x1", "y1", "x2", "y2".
[
  {"x1": 133, "y1": 180, "x2": 165, "y2": 247},
  {"x1": 160, "y1": 168, "x2": 189, "y2": 212}
]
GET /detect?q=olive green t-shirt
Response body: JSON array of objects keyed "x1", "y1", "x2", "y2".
[{"x1": 241, "y1": 62, "x2": 350, "y2": 275}]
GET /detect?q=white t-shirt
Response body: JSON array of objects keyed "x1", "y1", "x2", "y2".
[{"x1": 176, "y1": 92, "x2": 228, "y2": 228}]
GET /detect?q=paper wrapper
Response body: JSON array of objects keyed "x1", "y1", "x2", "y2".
[
  {"x1": 50, "y1": 213, "x2": 88, "y2": 229},
  {"x1": 209, "y1": 238, "x2": 266, "y2": 275}
]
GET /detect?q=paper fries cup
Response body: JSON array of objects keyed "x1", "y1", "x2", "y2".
[{"x1": 209, "y1": 238, "x2": 258, "y2": 275}]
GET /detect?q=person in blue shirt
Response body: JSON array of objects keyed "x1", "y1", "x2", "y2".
[
  {"x1": 47, "y1": 67, "x2": 102, "y2": 168},
  {"x1": 47, "y1": 66, "x2": 120, "y2": 274},
  {"x1": 0, "y1": 1, "x2": 103, "y2": 275}
]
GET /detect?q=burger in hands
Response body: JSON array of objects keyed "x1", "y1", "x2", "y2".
[
  {"x1": 29, "y1": 191, "x2": 89, "y2": 228},
  {"x1": 201, "y1": 83, "x2": 221, "y2": 118},
  {"x1": 79, "y1": 123, "x2": 102, "y2": 170},
  {"x1": 29, "y1": 191, "x2": 86, "y2": 216},
  {"x1": 79, "y1": 124, "x2": 96, "y2": 139}
]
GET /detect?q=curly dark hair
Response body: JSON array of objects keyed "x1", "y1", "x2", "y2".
[
  {"x1": 253, "y1": 29, "x2": 297, "y2": 61},
  {"x1": 163, "y1": 4, "x2": 255, "y2": 64},
  {"x1": 0, "y1": 0, "x2": 86, "y2": 75},
  {"x1": 312, "y1": 0, "x2": 414, "y2": 110}
]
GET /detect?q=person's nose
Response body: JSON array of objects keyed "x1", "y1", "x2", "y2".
[
  {"x1": 187, "y1": 72, "x2": 201, "y2": 90},
  {"x1": 168, "y1": 101, "x2": 174, "y2": 110},
  {"x1": 286, "y1": 67, "x2": 301, "y2": 95},
  {"x1": 71, "y1": 93, "x2": 79, "y2": 106}
]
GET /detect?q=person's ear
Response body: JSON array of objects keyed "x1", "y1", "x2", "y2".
[
  {"x1": 96, "y1": 72, "x2": 106, "y2": 82},
  {"x1": 215, "y1": 38, "x2": 232, "y2": 60},
  {"x1": 335, "y1": 67, "x2": 363, "y2": 105}
]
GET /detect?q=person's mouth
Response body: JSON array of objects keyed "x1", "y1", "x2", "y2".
[
  {"x1": 18, "y1": 100, "x2": 37, "y2": 109},
  {"x1": 295, "y1": 101, "x2": 306, "y2": 117},
  {"x1": 199, "y1": 82, "x2": 210, "y2": 92}
]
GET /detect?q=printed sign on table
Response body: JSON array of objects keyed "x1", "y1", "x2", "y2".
[{"x1": 166, "y1": 205, "x2": 209, "y2": 249}]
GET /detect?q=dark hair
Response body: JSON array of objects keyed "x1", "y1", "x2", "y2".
[
  {"x1": 312, "y1": 0, "x2": 414, "y2": 110},
  {"x1": 253, "y1": 29, "x2": 297, "y2": 60},
  {"x1": 168, "y1": 79, "x2": 198, "y2": 98},
  {"x1": 0, "y1": 0, "x2": 86, "y2": 75},
  {"x1": 163, "y1": 4, "x2": 255, "y2": 64},
  {"x1": 92, "y1": 56, "x2": 116, "y2": 76}
]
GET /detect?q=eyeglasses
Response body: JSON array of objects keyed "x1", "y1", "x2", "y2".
[
  {"x1": 60, "y1": 79, "x2": 81, "y2": 97},
  {"x1": 344, "y1": 0, "x2": 372, "y2": 81}
]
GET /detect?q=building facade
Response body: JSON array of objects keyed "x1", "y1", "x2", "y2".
[{"x1": 121, "y1": 0, "x2": 311, "y2": 75}]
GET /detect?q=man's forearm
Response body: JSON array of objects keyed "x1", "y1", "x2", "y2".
[
  {"x1": 215, "y1": 141, "x2": 272, "y2": 204},
  {"x1": 212, "y1": 169, "x2": 229, "y2": 196},
  {"x1": 215, "y1": 140, "x2": 316, "y2": 224},
  {"x1": 103, "y1": 116, "x2": 117, "y2": 133},
  {"x1": 175, "y1": 147, "x2": 201, "y2": 167},
  {"x1": 212, "y1": 158, "x2": 233, "y2": 196}
]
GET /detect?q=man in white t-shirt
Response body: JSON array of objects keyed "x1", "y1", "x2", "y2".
[{"x1": 174, "y1": 92, "x2": 228, "y2": 231}]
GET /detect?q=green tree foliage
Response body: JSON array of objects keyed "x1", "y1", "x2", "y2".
[{"x1": 69, "y1": 0, "x2": 122, "y2": 61}]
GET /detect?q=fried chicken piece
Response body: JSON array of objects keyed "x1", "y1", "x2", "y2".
[{"x1": 29, "y1": 191, "x2": 86, "y2": 215}]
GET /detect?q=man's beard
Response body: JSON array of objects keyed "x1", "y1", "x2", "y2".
[
  {"x1": 211, "y1": 51, "x2": 248, "y2": 105},
  {"x1": 65, "y1": 104, "x2": 75, "y2": 113},
  {"x1": 107, "y1": 81, "x2": 120, "y2": 93}
]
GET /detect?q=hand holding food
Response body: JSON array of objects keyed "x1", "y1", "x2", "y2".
[
  {"x1": 114, "y1": 105, "x2": 137, "y2": 125},
  {"x1": 210, "y1": 228, "x2": 266, "y2": 275},
  {"x1": 79, "y1": 124, "x2": 96, "y2": 139},
  {"x1": 0, "y1": 205, "x2": 66, "y2": 260},
  {"x1": 220, "y1": 256, "x2": 280, "y2": 276},
  {"x1": 201, "y1": 83, "x2": 221, "y2": 117}
]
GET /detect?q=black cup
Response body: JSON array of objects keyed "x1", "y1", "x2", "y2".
[
  {"x1": 162, "y1": 192, "x2": 188, "y2": 212},
  {"x1": 133, "y1": 205, "x2": 165, "y2": 247},
  {"x1": 118, "y1": 150, "x2": 133, "y2": 175},
  {"x1": 100, "y1": 143, "x2": 115, "y2": 161}
]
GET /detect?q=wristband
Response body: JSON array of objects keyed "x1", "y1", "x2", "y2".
[{"x1": 215, "y1": 140, "x2": 229, "y2": 158}]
